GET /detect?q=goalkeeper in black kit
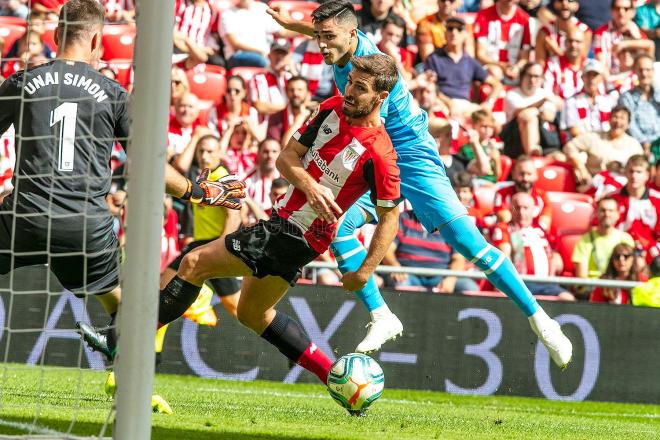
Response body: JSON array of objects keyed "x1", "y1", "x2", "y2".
[{"x1": 0, "y1": 0, "x2": 245, "y2": 386}]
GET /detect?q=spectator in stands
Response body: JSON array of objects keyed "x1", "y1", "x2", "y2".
[
  {"x1": 429, "y1": 119, "x2": 464, "y2": 183},
  {"x1": 173, "y1": 0, "x2": 222, "y2": 69},
  {"x1": 457, "y1": 109, "x2": 503, "y2": 183},
  {"x1": 250, "y1": 39, "x2": 297, "y2": 117},
  {"x1": 474, "y1": 0, "x2": 532, "y2": 83},
  {"x1": 572, "y1": 196, "x2": 635, "y2": 282},
  {"x1": 101, "y1": 0, "x2": 135, "y2": 22},
  {"x1": 618, "y1": 54, "x2": 660, "y2": 153},
  {"x1": 382, "y1": 210, "x2": 479, "y2": 293},
  {"x1": 170, "y1": 67, "x2": 190, "y2": 107},
  {"x1": 492, "y1": 192, "x2": 575, "y2": 301},
  {"x1": 167, "y1": 92, "x2": 201, "y2": 160},
  {"x1": 542, "y1": 27, "x2": 586, "y2": 101},
  {"x1": 611, "y1": 155, "x2": 660, "y2": 262},
  {"x1": 608, "y1": 45, "x2": 637, "y2": 95},
  {"x1": 221, "y1": 0, "x2": 284, "y2": 69},
  {"x1": 634, "y1": 0, "x2": 660, "y2": 60},
  {"x1": 534, "y1": 0, "x2": 591, "y2": 65},
  {"x1": 413, "y1": 76, "x2": 449, "y2": 120},
  {"x1": 519, "y1": 0, "x2": 554, "y2": 25},
  {"x1": 0, "y1": 0, "x2": 29, "y2": 18},
  {"x1": 501, "y1": 62, "x2": 563, "y2": 158},
  {"x1": 560, "y1": 59, "x2": 616, "y2": 140},
  {"x1": 1, "y1": 31, "x2": 47, "y2": 78},
  {"x1": 377, "y1": 15, "x2": 415, "y2": 82},
  {"x1": 242, "y1": 138, "x2": 281, "y2": 223},
  {"x1": 416, "y1": 0, "x2": 470, "y2": 62},
  {"x1": 267, "y1": 76, "x2": 311, "y2": 146},
  {"x1": 631, "y1": 256, "x2": 660, "y2": 308},
  {"x1": 208, "y1": 75, "x2": 262, "y2": 140},
  {"x1": 292, "y1": 38, "x2": 335, "y2": 102},
  {"x1": 30, "y1": 0, "x2": 63, "y2": 21},
  {"x1": 564, "y1": 105, "x2": 644, "y2": 186},
  {"x1": 358, "y1": 0, "x2": 409, "y2": 47},
  {"x1": 219, "y1": 117, "x2": 257, "y2": 176},
  {"x1": 651, "y1": 161, "x2": 660, "y2": 191},
  {"x1": 593, "y1": 0, "x2": 655, "y2": 76},
  {"x1": 452, "y1": 171, "x2": 489, "y2": 230},
  {"x1": 590, "y1": 242, "x2": 645, "y2": 304},
  {"x1": 494, "y1": 155, "x2": 552, "y2": 230},
  {"x1": 244, "y1": 176, "x2": 289, "y2": 222},
  {"x1": 425, "y1": 16, "x2": 502, "y2": 117}
]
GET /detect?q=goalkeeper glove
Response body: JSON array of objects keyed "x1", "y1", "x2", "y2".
[{"x1": 182, "y1": 169, "x2": 246, "y2": 210}]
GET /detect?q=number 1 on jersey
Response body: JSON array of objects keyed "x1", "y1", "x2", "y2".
[{"x1": 50, "y1": 102, "x2": 78, "y2": 172}]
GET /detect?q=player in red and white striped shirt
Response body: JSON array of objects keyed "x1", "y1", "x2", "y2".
[
  {"x1": 157, "y1": 54, "x2": 401, "y2": 396},
  {"x1": 491, "y1": 192, "x2": 575, "y2": 300},
  {"x1": 473, "y1": 0, "x2": 532, "y2": 80}
]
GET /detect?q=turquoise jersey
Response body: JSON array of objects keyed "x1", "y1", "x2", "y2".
[{"x1": 333, "y1": 31, "x2": 436, "y2": 155}]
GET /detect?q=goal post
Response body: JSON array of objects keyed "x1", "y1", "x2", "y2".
[{"x1": 114, "y1": 0, "x2": 176, "y2": 438}]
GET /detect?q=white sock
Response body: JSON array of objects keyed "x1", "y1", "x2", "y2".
[
  {"x1": 370, "y1": 304, "x2": 392, "y2": 320},
  {"x1": 529, "y1": 308, "x2": 551, "y2": 327}
]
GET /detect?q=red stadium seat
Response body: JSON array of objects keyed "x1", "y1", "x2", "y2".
[
  {"x1": 556, "y1": 234, "x2": 582, "y2": 276},
  {"x1": 536, "y1": 164, "x2": 576, "y2": 193},
  {"x1": 498, "y1": 154, "x2": 513, "y2": 182},
  {"x1": 0, "y1": 23, "x2": 26, "y2": 57},
  {"x1": 186, "y1": 68, "x2": 227, "y2": 104},
  {"x1": 102, "y1": 24, "x2": 136, "y2": 60},
  {"x1": 228, "y1": 66, "x2": 267, "y2": 83},
  {"x1": 0, "y1": 16, "x2": 26, "y2": 26},
  {"x1": 473, "y1": 185, "x2": 497, "y2": 216},
  {"x1": 268, "y1": 1, "x2": 320, "y2": 22},
  {"x1": 106, "y1": 59, "x2": 133, "y2": 90},
  {"x1": 548, "y1": 198, "x2": 594, "y2": 236},
  {"x1": 546, "y1": 191, "x2": 593, "y2": 205}
]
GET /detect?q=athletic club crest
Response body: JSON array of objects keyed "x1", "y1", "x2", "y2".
[{"x1": 342, "y1": 146, "x2": 360, "y2": 170}]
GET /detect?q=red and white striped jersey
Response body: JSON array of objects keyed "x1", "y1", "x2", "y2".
[
  {"x1": 543, "y1": 55, "x2": 584, "y2": 100},
  {"x1": 612, "y1": 188, "x2": 660, "y2": 259},
  {"x1": 0, "y1": 124, "x2": 15, "y2": 197},
  {"x1": 243, "y1": 167, "x2": 281, "y2": 211},
  {"x1": 540, "y1": 17, "x2": 590, "y2": 55},
  {"x1": 584, "y1": 170, "x2": 627, "y2": 200},
  {"x1": 275, "y1": 96, "x2": 400, "y2": 253},
  {"x1": 560, "y1": 91, "x2": 616, "y2": 134},
  {"x1": 294, "y1": 40, "x2": 324, "y2": 96},
  {"x1": 167, "y1": 116, "x2": 200, "y2": 157},
  {"x1": 494, "y1": 184, "x2": 552, "y2": 222},
  {"x1": 249, "y1": 70, "x2": 287, "y2": 109},
  {"x1": 100, "y1": 0, "x2": 135, "y2": 15},
  {"x1": 491, "y1": 222, "x2": 554, "y2": 276},
  {"x1": 174, "y1": 0, "x2": 218, "y2": 48},
  {"x1": 473, "y1": 5, "x2": 531, "y2": 65},
  {"x1": 594, "y1": 22, "x2": 648, "y2": 74},
  {"x1": 608, "y1": 70, "x2": 636, "y2": 95}
]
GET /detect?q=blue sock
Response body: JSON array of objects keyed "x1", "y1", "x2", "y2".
[
  {"x1": 330, "y1": 208, "x2": 385, "y2": 312},
  {"x1": 440, "y1": 216, "x2": 539, "y2": 317}
]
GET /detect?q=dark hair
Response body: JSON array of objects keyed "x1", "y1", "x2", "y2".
[
  {"x1": 650, "y1": 256, "x2": 660, "y2": 278},
  {"x1": 57, "y1": 0, "x2": 105, "y2": 47},
  {"x1": 611, "y1": 0, "x2": 634, "y2": 10},
  {"x1": 610, "y1": 104, "x2": 631, "y2": 121},
  {"x1": 271, "y1": 177, "x2": 289, "y2": 190},
  {"x1": 625, "y1": 154, "x2": 650, "y2": 171},
  {"x1": 350, "y1": 54, "x2": 398, "y2": 93},
  {"x1": 597, "y1": 195, "x2": 619, "y2": 208},
  {"x1": 382, "y1": 14, "x2": 405, "y2": 31},
  {"x1": 601, "y1": 242, "x2": 642, "y2": 281},
  {"x1": 227, "y1": 74, "x2": 246, "y2": 89},
  {"x1": 287, "y1": 75, "x2": 309, "y2": 87},
  {"x1": 520, "y1": 62, "x2": 542, "y2": 79},
  {"x1": 311, "y1": 0, "x2": 357, "y2": 26},
  {"x1": 452, "y1": 171, "x2": 474, "y2": 190}
]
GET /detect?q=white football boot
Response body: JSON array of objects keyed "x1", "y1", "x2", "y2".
[
  {"x1": 529, "y1": 315, "x2": 573, "y2": 370},
  {"x1": 355, "y1": 313, "x2": 403, "y2": 354}
]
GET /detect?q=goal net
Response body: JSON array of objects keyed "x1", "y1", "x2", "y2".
[{"x1": 0, "y1": 1, "x2": 172, "y2": 438}]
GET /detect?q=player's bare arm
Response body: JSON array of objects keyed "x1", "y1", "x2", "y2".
[
  {"x1": 341, "y1": 205, "x2": 399, "y2": 291},
  {"x1": 266, "y1": 6, "x2": 314, "y2": 37},
  {"x1": 276, "y1": 137, "x2": 342, "y2": 223}
]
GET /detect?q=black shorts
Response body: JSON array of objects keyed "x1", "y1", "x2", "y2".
[
  {"x1": 0, "y1": 211, "x2": 120, "y2": 297},
  {"x1": 168, "y1": 239, "x2": 241, "y2": 296},
  {"x1": 225, "y1": 213, "x2": 319, "y2": 286}
]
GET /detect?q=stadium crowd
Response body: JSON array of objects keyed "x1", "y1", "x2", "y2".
[{"x1": 0, "y1": 0, "x2": 659, "y2": 306}]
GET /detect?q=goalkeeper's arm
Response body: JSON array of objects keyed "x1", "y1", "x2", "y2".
[{"x1": 164, "y1": 164, "x2": 245, "y2": 209}]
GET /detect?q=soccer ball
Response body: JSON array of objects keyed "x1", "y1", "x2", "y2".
[{"x1": 326, "y1": 353, "x2": 384, "y2": 414}]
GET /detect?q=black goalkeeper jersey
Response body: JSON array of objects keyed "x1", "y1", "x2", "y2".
[{"x1": 0, "y1": 59, "x2": 129, "y2": 218}]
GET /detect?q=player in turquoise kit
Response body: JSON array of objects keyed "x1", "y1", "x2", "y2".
[{"x1": 268, "y1": 0, "x2": 572, "y2": 369}]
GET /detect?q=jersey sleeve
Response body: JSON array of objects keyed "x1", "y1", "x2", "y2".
[
  {"x1": 293, "y1": 96, "x2": 341, "y2": 148},
  {"x1": 113, "y1": 88, "x2": 130, "y2": 149},
  {"x1": 0, "y1": 75, "x2": 19, "y2": 136},
  {"x1": 366, "y1": 134, "x2": 400, "y2": 207}
]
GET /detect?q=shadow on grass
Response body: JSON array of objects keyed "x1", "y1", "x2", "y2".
[{"x1": 0, "y1": 416, "x2": 331, "y2": 440}]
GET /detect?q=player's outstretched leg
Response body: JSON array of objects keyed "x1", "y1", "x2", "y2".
[
  {"x1": 440, "y1": 216, "x2": 573, "y2": 369},
  {"x1": 329, "y1": 201, "x2": 402, "y2": 353}
]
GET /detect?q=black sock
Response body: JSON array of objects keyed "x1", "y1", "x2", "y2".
[
  {"x1": 158, "y1": 276, "x2": 202, "y2": 325},
  {"x1": 260, "y1": 312, "x2": 311, "y2": 362},
  {"x1": 107, "y1": 312, "x2": 117, "y2": 352}
]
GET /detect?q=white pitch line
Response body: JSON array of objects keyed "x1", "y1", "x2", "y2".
[{"x1": 0, "y1": 419, "x2": 110, "y2": 440}]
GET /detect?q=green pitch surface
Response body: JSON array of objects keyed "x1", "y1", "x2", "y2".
[{"x1": 0, "y1": 364, "x2": 658, "y2": 439}]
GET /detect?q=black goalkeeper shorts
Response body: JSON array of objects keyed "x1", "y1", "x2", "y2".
[
  {"x1": 0, "y1": 212, "x2": 120, "y2": 296},
  {"x1": 225, "y1": 213, "x2": 319, "y2": 286},
  {"x1": 168, "y1": 239, "x2": 241, "y2": 296}
]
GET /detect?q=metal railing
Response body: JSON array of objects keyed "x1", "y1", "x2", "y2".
[{"x1": 305, "y1": 261, "x2": 644, "y2": 289}]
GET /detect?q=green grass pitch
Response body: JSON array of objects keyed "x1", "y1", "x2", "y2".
[{"x1": 0, "y1": 364, "x2": 657, "y2": 439}]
